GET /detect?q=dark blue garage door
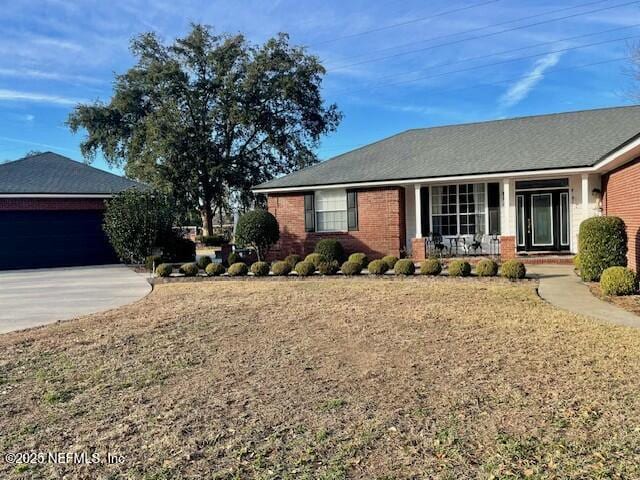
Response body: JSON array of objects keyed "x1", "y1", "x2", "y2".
[{"x1": 0, "y1": 210, "x2": 119, "y2": 270}]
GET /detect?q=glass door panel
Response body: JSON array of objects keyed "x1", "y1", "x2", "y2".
[{"x1": 531, "y1": 194, "x2": 553, "y2": 246}]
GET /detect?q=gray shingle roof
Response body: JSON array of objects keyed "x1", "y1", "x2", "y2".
[
  {"x1": 255, "y1": 105, "x2": 640, "y2": 190},
  {"x1": 0, "y1": 152, "x2": 146, "y2": 194}
]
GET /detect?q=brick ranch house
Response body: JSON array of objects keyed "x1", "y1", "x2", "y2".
[
  {"x1": 254, "y1": 106, "x2": 640, "y2": 270},
  {"x1": 0, "y1": 152, "x2": 145, "y2": 270}
]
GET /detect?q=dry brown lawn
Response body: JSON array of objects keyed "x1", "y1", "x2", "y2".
[{"x1": 2, "y1": 278, "x2": 640, "y2": 479}]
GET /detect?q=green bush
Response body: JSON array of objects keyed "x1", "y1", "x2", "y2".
[
  {"x1": 197, "y1": 255, "x2": 212, "y2": 269},
  {"x1": 145, "y1": 255, "x2": 163, "y2": 271},
  {"x1": 163, "y1": 234, "x2": 196, "y2": 263},
  {"x1": 348, "y1": 252, "x2": 369, "y2": 269},
  {"x1": 382, "y1": 255, "x2": 399, "y2": 270},
  {"x1": 179, "y1": 262, "x2": 199, "y2": 277},
  {"x1": 318, "y1": 260, "x2": 340, "y2": 275},
  {"x1": 314, "y1": 239, "x2": 345, "y2": 263},
  {"x1": 227, "y1": 251, "x2": 241, "y2": 266},
  {"x1": 340, "y1": 261, "x2": 362, "y2": 276},
  {"x1": 305, "y1": 253, "x2": 326, "y2": 269},
  {"x1": 228, "y1": 262, "x2": 249, "y2": 277},
  {"x1": 200, "y1": 234, "x2": 228, "y2": 247},
  {"x1": 271, "y1": 261, "x2": 292, "y2": 276},
  {"x1": 295, "y1": 261, "x2": 316, "y2": 277},
  {"x1": 235, "y1": 209, "x2": 279, "y2": 261},
  {"x1": 578, "y1": 216, "x2": 627, "y2": 281},
  {"x1": 155, "y1": 263, "x2": 173, "y2": 277},
  {"x1": 251, "y1": 261, "x2": 270, "y2": 277},
  {"x1": 475, "y1": 259, "x2": 498, "y2": 277},
  {"x1": 284, "y1": 254, "x2": 302, "y2": 270},
  {"x1": 394, "y1": 259, "x2": 415, "y2": 276},
  {"x1": 501, "y1": 260, "x2": 526, "y2": 280},
  {"x1": 419, "y1": 258, "x2": 442, "y2": 276},
  {"x1": 600, "y1": 266, "x2": 638, "y2": 296},
  {"x1": 205, "y1": 263, "x2": 225, "y2": 276},
  {"x1": 367, "y1": 259, "x2": 389, "y2": 275},
  {"x1": 102, "y1": 189, "x2": 176, "y2": 264},
  {"x1": 573, "y1": 254, "x2": 580, "y2": 270},
  {"x1": 448, "y1": 260, "x2": 471, "y2": 277}
]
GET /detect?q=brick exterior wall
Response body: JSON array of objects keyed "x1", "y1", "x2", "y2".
[
  {"x1": 602, "y1": 157, "x2": 640, "y2": 271},
  {"x1": 0, "y1": 198, "x2": 107, "y2": 211},
  {"x1": 267, "y1": 187, "x2": 406, "y2": 260},
  {"x1": 500, "y1": 235, "x2": 516, "y2": 260}
]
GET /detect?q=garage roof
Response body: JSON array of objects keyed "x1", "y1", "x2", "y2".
[
  {"x1": 255, "y1": 105, "x2": 640, "y2": 190},
  {"x1": 0, "y1": 152, "x2": 146, "y2": 195}
]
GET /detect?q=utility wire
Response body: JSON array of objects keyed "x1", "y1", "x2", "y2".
[
  {"x1": 327, "y1": 0, "x2": 638, "y2": 70},
  {"x1": 336, "y1": 23, "x2": 640, "y2": 93},
  {"x1": 308, "y1": 0, "x2": 502, "y2": 47},
  {"x1": 336, "y1": 34, "x2": 637, "y2": 95}
]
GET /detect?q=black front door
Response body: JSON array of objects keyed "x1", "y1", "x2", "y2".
[{"x1": 516, "y1": 190, "x2": 570, "y2": 252}]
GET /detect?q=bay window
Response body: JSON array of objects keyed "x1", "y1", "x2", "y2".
[{"x1": 430, "y1": 183, "x2": 487, "y2": 236}]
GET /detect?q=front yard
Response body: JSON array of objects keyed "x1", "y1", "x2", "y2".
[{"x1": 2, "y1": 278, "x2": 640, "y2": 479}]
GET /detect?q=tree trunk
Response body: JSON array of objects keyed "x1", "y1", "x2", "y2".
[{"x1": 201, "y1": 203, "x2": 214, "y2": 237}]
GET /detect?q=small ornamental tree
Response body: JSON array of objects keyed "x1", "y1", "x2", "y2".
[
  {"x1": 103, "y1": 189, "x2": 176, "y2": 264},
  {"x1": 235, "y1": 209, "x2": 280, "y2": 261}
]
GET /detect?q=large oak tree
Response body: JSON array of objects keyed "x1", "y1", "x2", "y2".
[{"x1": 68, "y1": 24, "x2": 341, "y2": 235}]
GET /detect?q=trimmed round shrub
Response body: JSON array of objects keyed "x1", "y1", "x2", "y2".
[
  {"x1": 227, "y1": 251, "x2": 241, "y2": 266},
  {"x1": 578, "y1": 216, "x2": 627, "y2": 281},
  {"x1": 305, "y1": 253, "x2": 327, "y2": 269},
  {"x1": 600, "y1": 266, "x2": 638, "y2": 296},
  {"x1": 145, "y1": 255, "x2": 163, "y2": 271},
  {"x1": 448, "y1": 260, "x2": 471, "y2": 277},
  {"x1": 314, "y1": 239, "x2": 345, "y2": 263},
  {"x1": 419, "y1": 258, "x2": 442, "y2": 276},
  {"x1": 348, "y1": 252, "x2": 369, "y2": 269},
  {"x1": 475, "y1": 259, "x2": 498, "y2": 277},
  {"x1": 228, "y1": 262, "x2": 249, "y2": 277},
  {"x1": 340, "y1": 261, "x2": 362, "y2": 276},
  {"x1": 295, "y1": 261, "x2": 316, "y2": 277},
  {"x1": 382, "y1": 255, "x2": 399, "y2": 270},
  {"x1": 179, "y1": 262, "x2": 199, "y2": 277},
  {"x1": 235, "y1": 209, "x2": 279, "y2": 261},
  {"x1": 318, "y1": 260, "x2": 339, "y2": 276},
  {"x1": 394, "y1": 259, "x2": 416, "y2": 276},
  {"x1": 197, "y1": 255, "x2": 212, "y2": 270},
  {"x1": 205, "y1": 263, "x2": 225, "y2": 276},
  {"x1": 251, "y1": 261, "x2": 270, "y2": 277},
  {"x1": 271, "y1": 261, "x2": 292, "y2": 276},
  {"x1": 367, "y1": 259, "x2": 389, "y2": 275},
  {"x1": 155, "y1": 263, "x2": 173, "y2": 277},
  {"x1": 284, "y1": 254, "x2": 302, "y2": 270},
  {"x1": 501, "y1": 260, "x2": 526, "y2": 280}
]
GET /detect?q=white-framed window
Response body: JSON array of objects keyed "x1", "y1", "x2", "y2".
[
  {"x1": 430, "y1": 183, "x2": 488, "y2": 236},
  {"x1": 315, "y1": 189, "x2": 348, "y2": 232}
]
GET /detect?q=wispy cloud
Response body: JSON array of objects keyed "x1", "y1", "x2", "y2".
[
  {"x1": 0, "y1": 89, "x2": 84, "y2": 106},
  {"x1": 499, "y1": 51, "x2": 564, "y2": 108},
  {"x1": 0, "y1": 67, "x2": 101, "y2": 85}
]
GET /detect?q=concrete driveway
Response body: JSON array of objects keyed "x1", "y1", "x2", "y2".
[{"x1": 0, "y1": 265, "x2": 151, "y2": 334}]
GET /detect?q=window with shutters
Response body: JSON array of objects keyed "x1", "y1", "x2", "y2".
[{"x1": 315, "y1": 189, "x2": 348, "y2": 232}]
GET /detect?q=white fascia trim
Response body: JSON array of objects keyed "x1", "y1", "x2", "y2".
[
  {"x1": 592, "y1": 135, "x2": 640, "y2": 172},
  {"x1": 253, "y1": 167, "x2": 595, "y2": 193},
  {"x1": 0, "y1": 194, "x2": 113, "y2": 198}
]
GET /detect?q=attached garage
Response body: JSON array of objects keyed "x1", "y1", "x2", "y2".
[{"x1": 0, "y1": 152, "x2": 145, "y2": 270}]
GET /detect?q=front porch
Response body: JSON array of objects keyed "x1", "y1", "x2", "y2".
[{"x1": 406, "y1": 174, "x2": 602, "y2": 262}]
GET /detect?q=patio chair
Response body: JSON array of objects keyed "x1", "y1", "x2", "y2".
[
  {"x1": 428, "y1": 233, "x2": 448, "y2": 257},
  {"x1": 469, "y1": 234, "x2": 483, "y2": 255}
]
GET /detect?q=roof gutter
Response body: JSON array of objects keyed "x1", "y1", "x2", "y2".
[{"x1": 253, "y1": 136, "x2": 640, "y2": 194}]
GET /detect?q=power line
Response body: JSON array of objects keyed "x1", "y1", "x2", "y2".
[
  {"x1": 334, "y1": 24, "x2": 640, "y2": 93},
  {"x1": 336, "y1": 34, "x2": 637, "y2": 95},
  {"x1": 308, "y1": 0, "x2": 502, "y2": 47},
  {"x1": 327, "y1": 0, "x2": 638, "y2": 71}
]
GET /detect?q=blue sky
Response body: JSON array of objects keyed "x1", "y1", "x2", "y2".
[{"x1": 0, "y1": 0, "x2": 638, "y2": 173}]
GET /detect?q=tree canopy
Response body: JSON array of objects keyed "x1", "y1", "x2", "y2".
[{"x1": 68, "y1": 24, "x2": 341, "y2": 234}]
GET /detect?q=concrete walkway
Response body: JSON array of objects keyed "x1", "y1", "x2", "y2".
[
  {"x1": 528, "y1": 264, "x2": 640, "y2": 328},
  {"x1": 0, "y1": 265, "x2": 151, "y2": 334}
]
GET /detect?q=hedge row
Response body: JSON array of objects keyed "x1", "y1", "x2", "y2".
[{"x1": 156, "y1": 254, "x2": 526, "y2": 280}]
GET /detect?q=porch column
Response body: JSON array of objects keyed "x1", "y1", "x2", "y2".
[
  {"x1": 500, "y1": 178, "x2": 516, "y2": 260},
  {"x1": 502, "y1": 179, "x2": 511, "y2": 234},
  {"x1": 414, "y1": 184, "x2": 422, "y2": 238},
  {"x1": 581, "y1": 174, "x2": 590, "y2": 216}
]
